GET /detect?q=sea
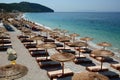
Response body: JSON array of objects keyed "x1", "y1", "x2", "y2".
[{"x1": 24, "y1": 12, "x2": 120, "y2": 56}]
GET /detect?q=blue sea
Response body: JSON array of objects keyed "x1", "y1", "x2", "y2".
[{"x1": 24, "y1": 12, "x2": 120, "y2": 52}]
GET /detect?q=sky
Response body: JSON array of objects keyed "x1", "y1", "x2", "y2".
[{"x1": 0, "y1": 0, "x2": 120, "y2": 12}]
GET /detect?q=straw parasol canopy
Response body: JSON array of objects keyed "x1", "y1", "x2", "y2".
[
  {"x1": 91, "y1": 49, "x2": 114, "y2": 69},
  {"x1": 49, "y1": 31, "x2": 60, "y2": 36},
  {"x1": 0, "y1": 64, "x2": 28, "y2": 80},
  {"x1": 53, "y1": 28, "x2": 61, "y2": 32},
  {"x1": 30, "y1": 36, "x2": 43, "y2": 44},
  {"x1": 73, "y1": 41, "x2": 88, "y2": 57},
  {"x1": 80, "y1": 37, "x2": 93, "y2": 43},
  {"x1": 21, "y1": 28, "x2": 31, "y2": 34},
  {"x1": 0, "y1": 27, "x2": 7, "y2": 33},
  {"x1": 37, "y1": 43, "x2": 57, "y2": 59},
  {"x1": 57, "y1": 36, "x2": 71, "y2": 49},
  {"x1": 73, "y1": 41, "x2": 88, "y2": 47},
  {"x1": 41, "y1": 29, "x2": 51, "y2": 37},
  {"x1": 37, "y1": 43, "x2": 56, "y2": 49},
  {"x1": 60, "y1": 30, "x2": 69, "y2": 36},
  {"x1": 72, "y1": 71, "x2": 109, "y2": 80},
  {"x1": 69, "y1": 33, "x2": 80, "y2": 42},
  {"x1": 97, "y1": 42, "x2": 112, "y2": 49},
  {"x1": 24, "y1": 32, "x2": 36, "y2": 38},
  {"x1": 51, "y1": 53, "x2": 75, "y2": 75}
]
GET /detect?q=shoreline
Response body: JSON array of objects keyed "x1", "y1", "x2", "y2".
[
  {"x1": 21, "y1": 13, "x2": 120, "y2": 58},
  {"x1": 22, "y1": 13, "x2": 52, "y2": 30}
]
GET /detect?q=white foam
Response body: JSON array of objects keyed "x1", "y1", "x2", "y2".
[{"x1": 23, "y1": 14, "x2": 52, "y2": 30}]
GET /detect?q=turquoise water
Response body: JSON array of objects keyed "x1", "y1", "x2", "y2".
[{"x1": 24, "y1": 12, "x2": 120, "y2": 50}]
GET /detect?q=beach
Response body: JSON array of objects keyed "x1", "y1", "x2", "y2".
[{"x1": 0, "y1": 13, "x2": 120, "y2": 80}]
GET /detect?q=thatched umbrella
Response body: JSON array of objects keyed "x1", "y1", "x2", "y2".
[
  {"x1": 24, "y1": 32, "x2": 36, "y2": 38},
  {"x1": 42, "y1": 29, "x2": 51, "y2": 37},
  {"x1": 49, "y1": 31, "x2": 60, "y2": 39},
  {"x1": 30, "y1": 36, "x2": 43, "y2": 44},
  {"x1": 53, "y1": 28, "x2": 61, "y2": 32},
  {"x1": 72, "y1": 71, "x2": 109, "y2": 80},
  {"x1": 21, "y1": 28, "x2": 31, "y2": 35},
  {"x1": 80, "y1": 37, "x2": 93, "y2": 44},
  {"x1": 91, "y1": 49, "x2": 114, "y2": 70},
  {"x1": 57, "y1": 36, "x2": 71, "y2": 49},
  {"x1": 0, "y1": 27, "x2": 7, "y2": 33},
  {"x1": 51, "y1": 53, "x2": 75, "y2": 75},
  {"x1": 0, "y1": 64, "x2": 28, "y2": 80},
  {"x1": 97, "y1": 42, "x2": 112, "y2": 50},
  {"x1": 60, "y1": 30, "x2": 69, "y2": 36},
  {"x1": 37, "y1": 43, "x2": 56, "y2": 59},
  {"x1": 38, "y1": 27, "x2": 45, "y2": 35},
  {"x1": 73, "y1": 41, "x2": 88, "y2": 57},
  {"x1": 49, "y1": 31, "x2": 60, "y2": 36},
  {"x1": 69, "y1": 33, "x2": 80, "y2": 42}
]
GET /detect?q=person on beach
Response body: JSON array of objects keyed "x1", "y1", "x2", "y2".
[{"x1": 7, "y1": 48, "x2": 17, "y2": 65}]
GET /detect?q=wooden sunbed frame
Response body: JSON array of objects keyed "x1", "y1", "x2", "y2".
[
  {"x1": 111, "y1": 63, "x2": 120, "y2": 71},
  {"x1": 47, "y1": 68, "x2": 73, "y2": 80},
  {"x1": 86, "y1": 66, "x2": 108, "y2": 72}
]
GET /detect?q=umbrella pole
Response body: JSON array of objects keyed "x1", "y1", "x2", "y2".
[
  {"x1": 86, "y1": 41, "x2": 88, "y2": 48},
  {"x1": 30, "y1": 35, "x2": 31, "y2": 44},
  {"x1": 101, "y1": 57, "x2": 103, "y2": 70},
  {"x1": 79, "y1": 47, "x2": 80, "y2": 57},
  {"x1": 64, "y1": 42, "x2": 65, "y2": 49},
  {"x1": 36, "y1": 40, "x2": 38, "y2": 50},
  {"x1": 73, "y1": 37, "x2": 75, "y2": 42},
  {"x1": 62, "y1": 62, "x2": 64, "y2": 75},
  {"x1": 45, "y1": 49, "x2": 48, "y2": 59}
]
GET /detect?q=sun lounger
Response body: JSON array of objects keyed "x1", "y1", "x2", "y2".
[
  {"x1": 0, "y1": 45, "x2": 12, "y2": 51},
  {"x1": 24, "y1": 43, "x2": 37, "y2": 49},
  {"x1": 111, "y1": 63, "x2": 120, "y2": 70},
  {"x1": 47, "y1": 68, "x2": 73, "y2": 80},
  {"x1": 18, "y1": 35, "x2": 29, "y2": 39},
  {"x1": 76, "y1": 47, "x2": 92, "y2": 53},
  {"x1": 38, "y1": 35, "x2": 47, "y2": 39},
  {"x1": 43, "y1": 39, "x2": 55, "y2": 43},
  {"x1": 82, "y1": 48, "x2": 92, "y2": 53},
  {"x1": 65, "y1": 42, "x2": 77, "y2": 47},
  {"x1": 55, "y1": 43, "x2": 63, "y2": 47},
  {"x1": 90, "y1": 55, "x2": 118, "y2": 64},
  {"x1": 56, "y1": 47, "x2": 70, "y2": 51},
  {"x1": 99, "y1": 71, "x2": 119, "y2": 78},
  {"x1": 0, "y1": 40, "x2": 11, "y2": 44},
  {"x1": 38, "y1": 60, "x2": 61, "y2": 68},
  {"x1": 21, "y1": 39, "x2": 33, "y2": 43},
  {"x1": 36, "y1": 56, "x2": 51, "y2": 62},
  {"x1": 0, "y1": 36, "x2": 10, "y2": 39},
  {"x1": 30, "y1": 50, "x2": 49, "y2": 57},
  {"x1": 75, "y1": 54, "x2": 86, "y2": 58},
  {"x1": 74, "y1": 58, "x2": 92, "y2": 64},
  {"x1": 60, "y1": 49, "x2": 76, "y2": 54},
  {"x1": 86, "y1": 66, "x2": 108, "y2": 72},
  {"x1": 28, "y1": 48, "x2": 44, "y2": 52},
  {"x1": 96, "y1": 57, "x2": 114, "y2": 62}
]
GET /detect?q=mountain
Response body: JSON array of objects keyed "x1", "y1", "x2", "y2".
[{"x1": 0, "y1": 2, "x2": 54, "y2": 12}]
